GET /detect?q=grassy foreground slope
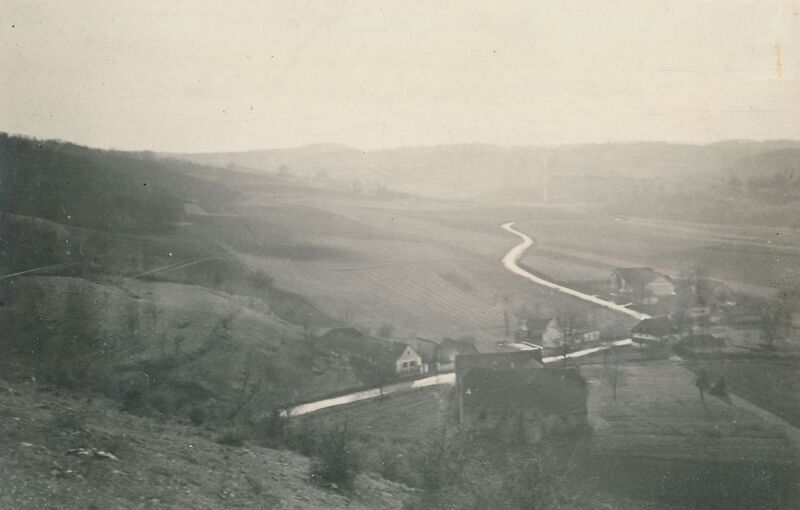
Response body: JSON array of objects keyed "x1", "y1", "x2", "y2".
[{"x1": 0, "y1": 377, "x2": 409, "y2": 510}]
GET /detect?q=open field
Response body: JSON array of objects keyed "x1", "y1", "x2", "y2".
[
  {"x1": 390, "y1": 202, "x2": 800, "y2": 300},
  {"x1": 582, "y1": 359, "x2": 798, "y2": 509},
  {"x1": 708, "y1": 356, "x2": 800, "y2": 429},
  {"x1": 195, "y1": 182, "x2": 632, "y2": 343},
  {"x1": 513, "y1": 216, "x2": 798, "y2": 298}
]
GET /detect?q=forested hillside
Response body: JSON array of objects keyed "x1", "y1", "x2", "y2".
[{"x1": 0, "y1": 134, "x2": 234, "y2": 233}]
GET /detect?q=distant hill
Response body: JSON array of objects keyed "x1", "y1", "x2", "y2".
[
  {"x1": 168, "y1": 140, "x2": 800, "y2": 199},
  {"x1": 1, "y1": 134, "x2": 235, "y2": 233}
]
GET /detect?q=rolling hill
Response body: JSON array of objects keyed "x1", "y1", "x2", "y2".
[{"x1": 169, "y1": 140, "x2": 800, "y2": 200}]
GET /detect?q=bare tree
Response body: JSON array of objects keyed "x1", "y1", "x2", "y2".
[
  {"x1": 695, "y1": 367, "x2": 711, "y2": 403},
  {"x1": 762, "y1": 292, "x2": 793, "y2": 350},
  {"x1": 603, "y1": 347, "x2": 623, "y2": 401},
  {"x1": 301, "y1": 313, "x2": 316, "y2": 368},
  {"x1": 500, "y1": 294, "x2": 511, "y2": 339},
  {"x1": 351, "y1": 357, "x2": 394, "y2": 397},
  {"x1": 556, "y1": 307, "x2": 584, "y2": 363}
]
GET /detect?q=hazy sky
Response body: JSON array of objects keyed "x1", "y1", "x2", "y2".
[{"x1": 2, "y1": 0, "x2": 798, "y2": 151}]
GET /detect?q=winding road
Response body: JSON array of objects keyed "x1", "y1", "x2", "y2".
[
  {"x1": 501, "y1": 222, "x2": 651, "y2": 321},
  {"x1": 283, "y1": 222, "x2": 645, "y2": 417}
]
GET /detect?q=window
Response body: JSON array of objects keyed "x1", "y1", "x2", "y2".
[
  {"x1": 409, "y1": 360, "x2": 417, "y2": 367},
  {"x1": 402, "y1": 361, "x2": 408, "y2": 368}
]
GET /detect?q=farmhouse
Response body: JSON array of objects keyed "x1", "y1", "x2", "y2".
[
  {"x1": 412, "y1": 336, "x2": 438, "y2": 366},
  {"x1": 631, "y1": 316, "x2": 677, "y2": 345},
  {"x1": 722, "y1": 303, "x2": 763, "y2": 328},
  {"x1": 687, "y1": 293, "x2": 711, "y2": 320},
  {"x1": 518, "y1": 317, "x2": 600, "y2": 348},
  {"x1": 354, "y1": 341, "x2": 425, "y2": 376},
  {"x1": 611, "y1": 267, "x2": 675, "y2": 304},
  {"x1": 388, "y1": 343, "x2": 424, "y2": 374},
  {"x1": 455, "y1": 349, "x2": 543, "y2": 381},
  {"x1": 320, "y1": 327, "x2": 425, "y2": 375},
  {"x1": 459, "y1": 361, "x2": 588, "y2": 442},
  {"x1": 434, "y1": 337, "x2": 479, "y2": 371}
]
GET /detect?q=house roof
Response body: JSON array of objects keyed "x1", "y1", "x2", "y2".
[
  {"x1": 455, "y1": 350, "x2": 543, "y2": 378},
  {"x1": 322, "y1": 328, "x2": 415, "y2": 365},
  {"x1": 525, "y1": 318, "x2": 555, "y2": 336},
  {"x1": 614, "y1": 267, "x2": 671, "y2": 289},
  {"x1": 463, "y1": 366, "x2": 586, "y2": 416},
  {"x1": 692, "y1": 293, "x2": 708, "y2": 307},
  {"x1": 631, "y1": 316, "x2": 676, "y2": 337},
  {"x1": 679, "y1": 334, "x2": 724, "y2": 348},
  {"x1": 439, "y1": 337, "x2": 479, "y2": 355},
  {"x1": 359, "y1": 340, "x2": 416, "y2": 366},
  {"x1": 413, "y1": 337, "x2": 439, "y2": 362}
]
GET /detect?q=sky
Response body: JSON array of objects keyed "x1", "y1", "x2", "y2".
[{"x1": 1, "y1": 0, "x2": 799, "y2": 152}]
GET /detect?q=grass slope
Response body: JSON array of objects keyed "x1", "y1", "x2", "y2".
[{"x1": 0, "y1": 378, "x2": 410, "y2": 509}]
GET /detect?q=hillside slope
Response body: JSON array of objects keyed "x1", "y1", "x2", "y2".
[{"x1": 0, "y1": 377, "x2": 410, "y2": 509}]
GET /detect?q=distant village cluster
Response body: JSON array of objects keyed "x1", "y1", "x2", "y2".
[{"x1": 313, "y1": 265, "x2": 790, "y2": 441}]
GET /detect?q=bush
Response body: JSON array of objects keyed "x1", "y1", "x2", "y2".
[
  {"x1": 52, "y1": 410, "x2": 84, "y2": 431},
  {"x1": 254, "y1": 408, "x2": 287, "y2": 447},
  {"x1": 216, "y1": 429, "x2": 247, "y2": 447},
  {"x1": 309, "y1": 424, "x2": 360, "y2": 492},
  {"x1": 287, "y1": 420, "x2": 319, "y2": 457},
  {"x1": 188, "y1": 406, "x2": 206, "y2": 426}
]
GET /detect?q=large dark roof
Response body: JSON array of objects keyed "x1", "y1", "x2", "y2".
[
  {"x1": 439, "y1": 337, "x2": 479, "y2": 354},
  {"x1": 463, "y1": 367, "x2": 586, "y2": 416},
  {"x1": 631, "y1": 316, "x2": 676, "y2": 336},
  {"x1": 614, "y1": 267, "x2": 671, "y2": 288},
  {"x1": 525, "y1": 318, "x2": 555, "y2": 336},
  {"x1": 456, "y1": 350, "x2": 542, "y2": 378}
]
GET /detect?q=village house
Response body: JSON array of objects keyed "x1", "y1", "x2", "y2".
[
  {"x1": 631, "y1": 316, "x2": 678, "y2": 345},
  {"x1": 457, "y1": 353, "x2": 587, "y2": 442},
  {"x1": 455, "y1": 349, "x2": 544, "y2": 381},
  {"x1": 611, "y1": 267, "x2": 675, "y2": 304},
  {"x1": 434, "y1": 337, "x2": 479, "y2": 371},
  {"x1": 687, "y1": 293, "x2": 711, "y2": 320},
  {"x1": 518, "y1": 317, "x2": 600, "y2": 348},
  {"x1": 411, "y1": 336, "x2": 439, "y2": 367},
  {"x1": 721, "y1": 303, "x2": 764, "y2": 328},
  {"x1": 320, "y1": 327, "x2": 426, "y2": 375},
  {"x1": 389, "y1": 343, "x2": 425, "y2": 374}
]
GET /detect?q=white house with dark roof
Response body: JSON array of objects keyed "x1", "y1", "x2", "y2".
[{"x1": 611, "y1": 267, "x2": 675, "y2": 304}]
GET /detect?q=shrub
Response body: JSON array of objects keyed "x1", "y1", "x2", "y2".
[
  {"x1": 188, "y1": 406, "x2": 206, "y2": 426},
  {"x1": 120, "y1": 387, "x2": 146, "y2": 414},
  {"x1": 52, "y1": 410, "x2": 84, "y2": 431},
  {"x1": 216, "y1": 429, "x2": 247, "y2": 447},
  {"x1": 254, "y1": 408, "x2": 287, "y2": 447},
  {"x1": 287, "y1": 420, "x2": 318, "y2": 457},
  {"x1": 309, "y1": 424, "x2": 360, "y2": 492}
]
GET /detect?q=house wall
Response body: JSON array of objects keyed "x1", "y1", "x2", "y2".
[
  {"x1": 463, "y1": 407, "x2": 543, "y2": 443},
  {"x1": 542, "y1": 320, "x2": 562, "y2": 348},
  {"x1": 395, "y1": 347, "x2": 423, "y2": 374},
  {"x1": 646, "y1": 277, "x2": 675, "y2": 297},
  {"x1": 632, "y1": 333, "x2": 659, "y2": 344},
  {"x1": 580, "y1": 330, "x2": 600, "y2": 342},
  {"x1": 463, "y1": 406, "x2": 587, "y2": 443},
  {"x1": 611, "y1": 273, "x2": 625, "y2": 293}
]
